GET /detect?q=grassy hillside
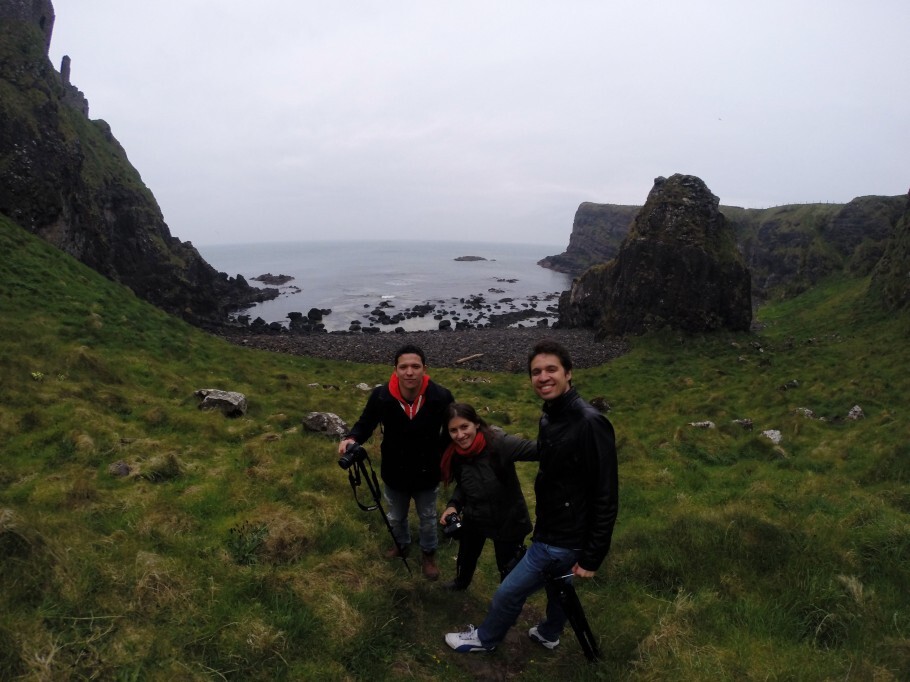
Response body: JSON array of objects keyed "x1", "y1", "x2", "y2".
[{"x1": 1, "y1": 215, "x2": 908, "y2": 680}]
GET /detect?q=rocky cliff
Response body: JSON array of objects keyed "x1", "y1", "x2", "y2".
[
  {"x1": 559, "y1": 175, "x2": 752, "y2": 337},
  {"x1": 537, "y1": 203, "x2": 639, "y2": 274},
  {"x1": 869, "y1": 191, "x2": 910, "y2": 310},
  {"x1": 544, "y1": 193, "x2": 905, "y2": 304},
  {"x1": 0, "y1": 4, "x2": 274, "y2": 327}
]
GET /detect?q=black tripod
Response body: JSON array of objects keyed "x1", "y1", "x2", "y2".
[
  {"x1": 544, "y1": 572, "x2": 601, "y2": 661},
  {"x1": 343, "y1": 446, "x2": 412, "y2": 576}
]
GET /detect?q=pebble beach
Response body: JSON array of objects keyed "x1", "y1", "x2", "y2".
[{"x1": 218, "y1": 327, "x2": 629, "y2": 373}]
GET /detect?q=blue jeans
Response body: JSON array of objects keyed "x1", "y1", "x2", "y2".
[
  {"x1": 477, "y1": 541, "x2": 578, "y2": 647},
  {"x1": 383, "y1": 484, "x2": 439, "y2": 553}
]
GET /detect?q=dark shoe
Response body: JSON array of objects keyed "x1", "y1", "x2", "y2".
[
  {"x1": 385, "y1": 544, "x2": 409, "y2": 559},
  {"x1": 442, "y1": 579, "x2": 467, "y2": 591},
  {"x1": 421, "y1": 550, "x2": 440, "y2": 581},
  {"x1": 528, "y1": 626, "x2": 560, "y2": 649}
]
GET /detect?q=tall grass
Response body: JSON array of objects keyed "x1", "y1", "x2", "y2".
[{"x1": 1, "y1": 216, "x2": 908, "y2": 680}]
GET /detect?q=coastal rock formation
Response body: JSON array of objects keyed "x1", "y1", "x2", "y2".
[
  {"x1": 0, "y1": 0, "x2": 54, "y2": 52},
  {"x1": 0, "y1": 2, "x2": 274, "y2": 326},
  {"x1": 542, "y1": 194, "x2": 905, "y2": 304},
  {"x1": 869, "y1": 190, "x2": 910, "y2": 310},
  {"x1": 731, "y1": 196, "x2": 905, "y2": 299},
  {"x1": 253, "y1": 273, "x2": 295, "y2": 285},
  {"x1": 824, "y1": 196, "x2": 901, "y2": 272},
  {"x1": 538, "y1": 203, "x2": 638, "y2": 275},
  {"x1": 559, "y1": 174, "x2": 752, "y2": 336}
]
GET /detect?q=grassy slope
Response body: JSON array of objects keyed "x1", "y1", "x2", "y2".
[{"x1": 1, "y1": 215, "x2": 908, "y2": 681}]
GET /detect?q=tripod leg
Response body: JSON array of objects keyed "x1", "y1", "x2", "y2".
[
  {"x1": 359, "y1": 460, "x2": 412, "y2": 575},
  {"x1": 545, "y1": 577, "x2": 601, "y2": 661}
]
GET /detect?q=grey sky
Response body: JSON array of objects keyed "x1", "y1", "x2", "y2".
[{"x1": 48, "y1": 1, "x2": 909, "y2": 246}]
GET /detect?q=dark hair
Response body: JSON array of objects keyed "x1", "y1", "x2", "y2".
[
  {"x1": 394, "y1": 344, "x2": 426, "y2": 366},
  {"x1": 527, "y1": 338, "x2": 573, "y2": 376},
  {"x1": 445, "y1": 402, "x2": 495, "y2": 442}
]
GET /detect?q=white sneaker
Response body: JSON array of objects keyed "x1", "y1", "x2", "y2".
[
  {"x1": 445, "y1": 625, "x2": 494, "y2": 653},
  {"x1": 528, "y1": 626, "x2": 559, "y2": 649}
]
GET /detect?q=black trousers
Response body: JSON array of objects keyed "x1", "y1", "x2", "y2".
[{"x1": 454, "y1": 525, "x2": 525, "y2": 588}]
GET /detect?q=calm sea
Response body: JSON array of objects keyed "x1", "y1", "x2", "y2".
[{"x1": 198, "y1": 240, "x2": 572, "y2": 332}]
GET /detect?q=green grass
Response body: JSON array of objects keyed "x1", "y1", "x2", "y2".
[{"x1": 1, "y1": 215, "x2": 909, "y2": 680}]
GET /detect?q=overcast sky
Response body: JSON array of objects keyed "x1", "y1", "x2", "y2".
[{"x1": 48, "y1": 1, "x2": 909, "y2": 247}]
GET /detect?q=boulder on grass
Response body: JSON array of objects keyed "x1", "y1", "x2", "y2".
[
  {"x1": 302, "y1": 412, "x2": 349, "y2": 437},
  {"x1": 194, "y1": 389, "x2": 248, "y2": 417}
]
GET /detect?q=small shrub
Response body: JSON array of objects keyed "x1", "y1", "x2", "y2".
[{"x1": 226, "y1": 521, "x2": 269, "y2": 565}]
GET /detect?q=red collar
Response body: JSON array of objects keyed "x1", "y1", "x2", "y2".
[{"x1": 388, "y1": 373, "x2": 430, "y2": 419}]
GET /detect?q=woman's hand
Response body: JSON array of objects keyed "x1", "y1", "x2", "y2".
[{"x1": 440, "y1": 506, "x2": 458, "y2": 525}]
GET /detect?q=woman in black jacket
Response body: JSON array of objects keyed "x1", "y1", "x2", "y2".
[{"x1": 439, "y1": 403, "x2": 536, "y2": 591}]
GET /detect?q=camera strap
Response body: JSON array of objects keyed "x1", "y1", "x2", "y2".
[
  {"x1": 347, "y1": 457, "x2": 380, "y2": 512},
  {"x1": 345, "y1": 452, "x2": 412, "y2": 576}
]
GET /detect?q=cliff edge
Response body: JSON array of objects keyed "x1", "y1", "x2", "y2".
[
  {"x1": 0, "y1": 2, "x2": 275, "y2": 327},
  {"x1": 543, "y1": 194, "x2": 905, "y2": 304}
]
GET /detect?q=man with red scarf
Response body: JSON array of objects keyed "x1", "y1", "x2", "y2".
[{"x1": 339, "y1": 344, "x2": 454, "y2": 580}]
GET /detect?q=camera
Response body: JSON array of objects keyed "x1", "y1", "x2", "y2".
[
  {"x1": 442, "y1": 511, "x2": 463, "y2": 538},
  {"x1": 338, "y1": 442, "x2": 367, "y2": 470}
]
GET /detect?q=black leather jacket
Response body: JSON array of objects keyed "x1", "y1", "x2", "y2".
[
  {"x1": 532, "y1": 388, "x2": 618, "y2": 571},
  {"x1": 347, "y1": 380, "x2": 454, "y2": 492},
  {"x1": 446, "y1": 428, "x2": 535, "y2": 542}
]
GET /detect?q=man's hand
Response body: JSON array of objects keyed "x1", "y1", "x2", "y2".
[
  {"x1": 338, "y1": 437, "x2": 355, "y2": 455},
  {"x1": 572, "y1": 563, "x2": 596, "y2": 579}
]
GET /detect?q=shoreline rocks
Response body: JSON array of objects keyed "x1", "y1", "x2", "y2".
[
  {"x1": 252, "y1": 273, "x2": 295, "y2": 285},
  {"x1": 217, "y1": 326, "x2": 629, "y2": 373}
]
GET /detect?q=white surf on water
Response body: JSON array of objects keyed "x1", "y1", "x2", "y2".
[{"x1": 198, "y1": 239, "x2": 571, "y2": 332}]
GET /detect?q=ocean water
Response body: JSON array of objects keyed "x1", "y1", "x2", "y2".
[{"x1": 198, "y1": 240, "x2": 572, "y2": 332}]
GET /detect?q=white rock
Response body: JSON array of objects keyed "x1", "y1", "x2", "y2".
[
  {"x1": 847, "y1": 405, "x2": 865, "y2": 420},
  {"x1": 761, "y1": 429, "x2": 782, "y2": 445}
]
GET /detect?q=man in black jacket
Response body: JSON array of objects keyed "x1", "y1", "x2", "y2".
[
  {"x1": 339, "y1": 344, "x2": 454, "y2": 580},
  {"x1": 446, "y1": 339, "x2": 618, "y2": 651}
]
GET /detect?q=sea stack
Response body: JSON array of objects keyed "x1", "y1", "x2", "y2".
[{"x1": 558, "y1": 174, "x2": 752, "y2": 337}]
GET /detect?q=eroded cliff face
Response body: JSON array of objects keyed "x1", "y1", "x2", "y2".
[
  {"x1": 544, "y1": 195, "x2": 905, "y2": 304},
  {"x1": 0, "y1": 11, "x2": 272, "y2": 327},
  {"x1": 559, "y1": 174, "x2": 752, "y2": 337},
  {"x1": 870, "y1": 191, "x2": 910, "y2": 310},
  {"x1": 537, "y1": 203, "x2": 638, "y2": 274}
]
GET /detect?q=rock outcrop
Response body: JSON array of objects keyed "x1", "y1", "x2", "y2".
[
  {"x1": 0, "y1": 3, "x2": 275, "y2": 327},
  {"x1": 538, "y1": 203, "x2": 638, "y2": 274},
  {"x1": 302, "y1": 412, "x2": 349, "y2": 437},
  {"x1": 869, "y1": 190, "x2": 910, "y2": 310},
  {"x1": 543, "y1": 195, "x2": 905, "y2": 304},
  {"x1": 194, "y1": 389, "x2": 248, "y2": 418},
  {"x1": 559, "y1": 174, "x2": 752, "y2": 336}
]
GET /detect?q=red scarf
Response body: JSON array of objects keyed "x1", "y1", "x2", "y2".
[
  {"x1": 388, "y1": 373, "x2": 430, "y2": 419},
  {"x1": 440, "y1": 431, "x2": 487, "y2": 485}
]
